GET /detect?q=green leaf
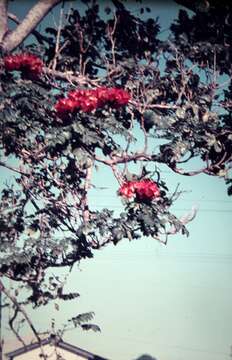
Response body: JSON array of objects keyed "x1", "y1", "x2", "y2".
[
  {"x1": 81, "y1": 324, "x2": 101, "y2": 332},
  {"x1": 68, "y1": 312, "x2": 95, "y2": 327}
]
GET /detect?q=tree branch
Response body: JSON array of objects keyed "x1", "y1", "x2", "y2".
[
  {"x1": 9, "y1": 307, "x2": 26, "y2": 347},
  {"x1": 169, "y1": 164, "x2": 212, "y2": 176},
  {"x1": 7, "y1": 12, "x2": 51, "y2": 45},
  {"x1": 44, "y1": 67, "x2": 102, "y2": 86},
  {"x1": 2, "y1": 0, "x2": 62, "y2": 52},
  {"x1": 0, "y1": 279, "x2": 46, "y2": 358},
  {"x1": 51, "y1": 5, "x2": 64, "y2": 71},
  {"x1": 0, "y1": 160, "x2": 29, "y2": 176},
  {"x1": 82, "y1": 162, "x2": 93, "y2": 223},
  {"x1": 94, "y1": 152, "x2": 156, "y2": 166},
  {"x1": 0, "y1": 0, "x2": 8, "y2": 42}
]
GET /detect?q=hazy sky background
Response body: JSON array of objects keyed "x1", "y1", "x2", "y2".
[{"x1": 2, "y1": 1, "x2": 232, "y2": 360}]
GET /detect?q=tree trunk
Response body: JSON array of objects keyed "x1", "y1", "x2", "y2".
[
  {"x1": 0, "y1": 0, "x2": 8, "y2": 43},
  {"x1": 1, "y1": 0, "x2": 61, "y2": 52}
]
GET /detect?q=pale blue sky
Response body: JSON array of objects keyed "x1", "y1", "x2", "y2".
[{"x1": 2, "y1": 1, "x2": 232, "y2": 360}]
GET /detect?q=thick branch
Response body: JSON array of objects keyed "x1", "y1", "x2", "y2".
[
  {"x1": 7, "y1": 12, "x2": 50, "y2": 45},
  {"x1": 2, "y1": 0, "x2": 61, "y2": 52},
  {"x1": 44, "y1": 67, "x2": 101, "y2": 86},
  {"x1": 0, "y1": 0, "x2": 8, "y2": 42},
  {"x1": 94, "y1": 152, "x2": 219, "y2": 178}
]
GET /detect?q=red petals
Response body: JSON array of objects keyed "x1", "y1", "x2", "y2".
[
  {"x1": 4, "y1": 56, "x2": 21, "y2": 71},
  {"x1": 135, "y1": 180, "x2": 160, "y2": 200},
  {"x1": 55, "y1": 87, "x2": 131, "y2": 116},
  {"x1": 54, "y1": 98, "x2": 77, "y2": 114},
  {"x1": 4, "y1": 53, "x2": 43, "y2": 77},
  {"x1": 119, "y1": 180, "x2": 160, "y2": 201},
  {"x1": 108, "y1": 88, "x2": 131, "y2": 106},
  {"x1": 119, "y1": 182, "x2": 136, "y2": 198}
]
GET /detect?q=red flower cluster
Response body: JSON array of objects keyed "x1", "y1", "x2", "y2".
[
  {"x1": 55, "y1": 87, "x2": 131, "y2": 115},
  {"x1": 4, "y1": 53, "x2": 43, "y2": 77},
  {"x1": 119, "y1": 179, "x2": 160, "y2": 201}
]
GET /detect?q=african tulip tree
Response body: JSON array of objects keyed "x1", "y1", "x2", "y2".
[{"x1": 0, "y1": 0, "x2": 231, "y2": 351}]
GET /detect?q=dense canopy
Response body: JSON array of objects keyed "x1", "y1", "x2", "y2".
[{"x1": 0, "y1": 0, "x2": 231, "y2": 352}]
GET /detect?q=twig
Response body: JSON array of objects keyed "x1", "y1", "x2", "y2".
[
  {"x1": 0, "y1": 279, "x2": 47, "y2": 359},
  {"x1": 9, "y1": 307, "x2": 26, "y2": 347},
  {"x1": 107, "y1": 13, "x2": 118, "y2": 66},
  {"x1": 94, "y1": 152, "x2": 156, "y2": 166},
  {"x1": 43, "y1": 67, "x2": 101, "y2": 86},
  {"x1": 170, "y1": 164, "x2": 211, "y2": 176},
  {"x1": 140, "y1": 114, "x2": 148, "y2": 153},
  {"x1": 0, "y1": 161, "x2": 29, "y2": 176},
  {"x1": 110, "y1": 163, "x2": 124, "y2": 185},
  {"x1": 82, "y1": 162, "x2": 93, "y2": 223},
  {"x1": 130, "y1": 100, "x2": 179, "y2": 110},
  {"x1": 51, "y1": 5, "x2": 64, "y2": 71}
]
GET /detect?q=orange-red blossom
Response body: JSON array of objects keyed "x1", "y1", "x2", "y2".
[
  {"x1": 119, "y1": 179, "x2": 160, "y2": 201},
  {"x1": 4, "y1": 53, "x2": 43, "y2": 77},
  {"x1": 55, "y1": 87, "x2": 131, "y2": 116}
]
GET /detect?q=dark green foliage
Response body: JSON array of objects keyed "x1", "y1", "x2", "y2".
[
  {"x1": 173, "y1": 1, "x2": 232, "y2": 75},
  {"x1": 45, "y1": 1, "x2": 159, "y2": 75},
  {"x1": 68, "y1": 312, "x2": 101, "y2": 332}
]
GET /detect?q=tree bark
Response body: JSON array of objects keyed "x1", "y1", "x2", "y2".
[
  {"x1": 0, "y1": 0, "x2": 8, "y2": 43},
  {"x1": 8, "y1": 12, "x2": 51, "y2": 44},
  {"x1": 2, "y1": 0, "x2": 61, "y2": 52}
]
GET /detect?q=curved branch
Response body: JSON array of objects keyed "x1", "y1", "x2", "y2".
[
  {"x1": 169, "y1": 164, "x2": 211, "y2": 176},
  {"x1": 176, "y1": 150, "x2": 194, "y2": 164},
  {"x1": 2, "y1": 0, "x2": 62, "y2": 52}
]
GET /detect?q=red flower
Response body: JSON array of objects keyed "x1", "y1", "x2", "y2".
[
  {"x1": 4, "y1": 55, "x2": 21, "y2": 71},
  {"x1": 80, "y1": 90, "x2": 99, "y2": 112},
  {"x1": 118, "y1": 181, "x2": 137, "y2": 198},
  {"x1": 80, "y1": 98, "x2": 99, "y2": 112},
  {"x1": 95, "y1": 87, "x2": 110, "y2": 105},
  {"x1": 4, "y1": 53, "x2": 43, "y2": 77},
  {"x1": 111, "y1": 88, "x2": 131, "y2": 106},
  {"x1": 119, "y1": 180, "x2": 160, "y2": 201},
  {"x1": 55, "y1": 87, "x2": 131, "y2": 117},
  {"x1": 135, "y1": 180, "x2": 160, "y2": 200},
  {"x1": 54, "y1": 98, "x2": 77, "y2": 114},
  {"x1": 68, "y1": 90, "x2": 81, "y2": 101},
  {"x1": 68, "y1": 89, "x2": 99, "y2": 112}
]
